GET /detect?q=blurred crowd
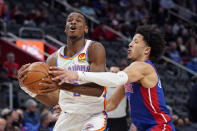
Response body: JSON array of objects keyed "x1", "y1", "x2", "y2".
[
  {"x1": 0, "y1": 99, "x2": 57, "y2": 131},
  {"x1": 1, "y1": 0, "x2": 197, "y2": 68}
]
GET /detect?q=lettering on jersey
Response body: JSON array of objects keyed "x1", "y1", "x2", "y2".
[
  {"x1": 68, "y1": 65, "x2": 90, "y2": 72},
  {"x1": 125, "y1": 83, "x2": 133, "y2": 93},
  {"x1": 82, "y1": 124, "x2": 94, "y2": 131},
  {"x1": 78, "y1": 53, "x2": 86, "y2": 62},
  {"x1": 158, "y1": 79, "x2": 162, "y2": 88}
]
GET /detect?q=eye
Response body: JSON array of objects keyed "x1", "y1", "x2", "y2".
[
  {"x1": 76, "y1": 19, "x2": 81, "y2": 22},
  {"x1": 67, "y1": 18, "x2": 73, "y2": 22}
]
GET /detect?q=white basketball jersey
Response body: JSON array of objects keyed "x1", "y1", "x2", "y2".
[{"x1": 56, "y1": 39, "x2": 106, "y2": 114}]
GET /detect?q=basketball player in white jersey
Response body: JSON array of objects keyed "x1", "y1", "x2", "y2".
[{"x1": 18, "y1": 12, "x2": 108, "y2": 131}]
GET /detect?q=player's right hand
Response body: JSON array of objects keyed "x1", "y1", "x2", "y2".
[
  {"x1": 53, "y1": 105, "x2": 61, "y2": 120},
  {"x1": 17, "y1": 63, "x2": 31, "y2": 87}
]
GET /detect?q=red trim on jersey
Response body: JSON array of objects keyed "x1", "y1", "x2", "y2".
[
  {"x1": 102, "y1": 86, "x2": 107, "y2": 110},
  {"x1": 140, "y1": 86, "x2": 171, "y2": 125},
  {"x1": 95, "y1": 111, "x2": 107, "y2": 131},
  {"x1": 150, "y1": 123, "x2": 173, "y2": 131}
]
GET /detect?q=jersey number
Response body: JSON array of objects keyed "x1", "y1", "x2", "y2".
[{"x1": 73, "y1": 93, "x2": 81, "y2": 96}]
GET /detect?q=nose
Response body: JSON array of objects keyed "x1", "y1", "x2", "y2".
[
  {"x1": 129, "y1": 42, "x2": 133, "y2": 48},
  {"x1": 71, "y1": 20, "x2": 77, "y2": 25}
]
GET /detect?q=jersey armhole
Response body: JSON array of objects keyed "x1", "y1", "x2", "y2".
[
  {"x1": 55, "y1": 52, "x2": 58, "y2": 66},
  {"x1": 86, "y1": 41, "x2": 95, "y2": 62}
]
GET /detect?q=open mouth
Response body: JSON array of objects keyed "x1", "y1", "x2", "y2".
[
  {"x1": 70, "y1": 25, "x2": 77, "y2": 32},
  {"x1": 128, "y1": 49, "x2": 131, "y2": 54}
]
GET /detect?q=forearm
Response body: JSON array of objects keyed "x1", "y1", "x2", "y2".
[
  {"x1": 106, "y1": 99, "x2": 118, "y2": 112},
  {"x1": 60, "y1": 83, "x2": 104, "y2": 97},
  {"x1": 78, "y1": 71, "x2": 128, "y2": 87},
  {"x1": 36, "y1": 89, "x2": 59, "y2": 107},
  {"x1": 106, "y1": 86, "x2": 126, "y2": 112}
]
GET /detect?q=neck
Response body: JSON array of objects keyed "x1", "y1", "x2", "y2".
[
  {"x1": 136, "y1": 56, "x2": 149, "y2": 62},
  {"x1": 66, "y1": 37, "x2": 85, "y2": 54}
]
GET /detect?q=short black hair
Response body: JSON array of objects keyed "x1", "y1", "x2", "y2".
[
  {"x1": 135, "y1": 25, "x2": 166, "y2": 61},
  {"x1": 67, "y1": 11, "x2": 87, "y2": 25}
]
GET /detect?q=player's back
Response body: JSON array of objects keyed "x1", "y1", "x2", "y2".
[
  {"x1": 56, "y1": 39, "x2": 106, "y2": 114},
  {"x1": 125, "y1": 60, "x2": 175, "y2": 131}
]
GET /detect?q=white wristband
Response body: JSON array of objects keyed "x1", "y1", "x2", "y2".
[
  {"x1": 21, "y1": 87, "x2": 37, "y2": 97},
  {"x1": 78, "y1": 71, "x2": 128, "y2": 87}
]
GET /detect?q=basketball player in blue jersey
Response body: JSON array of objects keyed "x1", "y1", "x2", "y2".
[
  {"x1": 18, "y1": 12, "x2": 108, "y2": 131},
  {"x1": 50, "y1": 25, "x2": 176, "y2": 131}
]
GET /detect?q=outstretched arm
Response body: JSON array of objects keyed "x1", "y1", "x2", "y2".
[
  {"x1": 51, "y1": 62, "x2": 145, "y2": 88},
  {"x1": 106, "y1": 86, "x2": 126, "y2": 112}
]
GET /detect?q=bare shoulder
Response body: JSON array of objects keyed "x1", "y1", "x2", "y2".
[
  {"x1": 88, "y1": 41, "x2": 106, "y2": 63},
  {"x1": 88, "y1": 41, "x2": 105, "y2": 53},
  {"x1": 46, "y1": 52, "x2": 57, "y2": 66},
  {"x1": 125, "y1": 61, "x2": 154, "y2": 74}
]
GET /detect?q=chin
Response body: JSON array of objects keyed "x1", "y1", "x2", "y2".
[{"x1": 69, "y1": 35, "x2": 78, "y2": 39}]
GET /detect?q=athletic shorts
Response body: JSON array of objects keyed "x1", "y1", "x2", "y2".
[{"x1": 53, "y1": 111, "x2": 107, "y2": 131}]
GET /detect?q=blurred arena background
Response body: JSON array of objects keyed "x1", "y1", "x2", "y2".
[{"x1": 0, "y1": 0, "x2": 197, "y2": 131}]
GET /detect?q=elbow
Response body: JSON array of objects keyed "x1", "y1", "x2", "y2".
[{"x1": 112, "y1": 81, "x2": 125, "y2": 87}]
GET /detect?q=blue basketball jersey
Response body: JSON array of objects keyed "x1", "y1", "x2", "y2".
[{"x1": 125, "y1": 60, "x2": 175, "y2": 131}]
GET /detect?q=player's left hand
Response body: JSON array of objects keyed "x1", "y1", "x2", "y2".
[
  {"x1": 49, "y1": 66, "x2": 78, "y2": 85},
  {"x1": 39, "y1": 78, "x2": 59, "y2": 94}
]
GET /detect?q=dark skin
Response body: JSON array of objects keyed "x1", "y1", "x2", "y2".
[{"x1": 17, "y1": 12, "x2": 106, "y2": 107}]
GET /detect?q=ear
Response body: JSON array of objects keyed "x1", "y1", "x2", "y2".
[
  {"x1": 84, "y1": 25, "x2": 88, "y2": 34},
  {"x1": 144, "y1": 47, "x2": 151, "y2": 55}
]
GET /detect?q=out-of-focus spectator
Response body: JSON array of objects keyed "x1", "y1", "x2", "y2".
[
  {"x1": 1, "y1": 108, "x2": 10, "y2": 116},
  {"x1": 33, "y1": 10, "x2": 44, "y2": 26},
  {"x1": 186, "y1": 37, "x2": 197, "y2": 57},
  {"x1": 16, "y1": 109, "x2": 24, "y2": 129},
  {"x1": 0, "y1": 66, "x2": 9, "y2": 82},
  {"x1": 91, "y1": 22, "x2": 119, "y2": 40},
  {"x1": 106, "y1": 65, "x2": 128, "y2": 131},
  {"x1": 35, "y1": 111, "x2": 54, "y2": 131},
  {"x1": 160, "y1": 0, "x2": 175, "y2": 9},
  {"x1": 164, "y1": 24, "x2": 174, "y2": 43},
  {"x1": 186, "y1": 55, "x2": 197, "y2": 73},
  {"x1": 3, "y1": 110, "x2": 20, "y2": 131},
  {"x1": 168, "y1": 41, "x2": 182, "y2": 63},
  {"x1": 0, "y1": 117, "x2": 6, "y2": 131},
  {"x1": 24, "y1": 99, "x2": 40, "y2": 129},
  {"x1": 92, "y1": 0, "x2": 102, "y2": 16},
  {"x1": 124, "y1": 4, "x2": 141, "y2": 24},
  {"x1": 176, "y1": 36, "x2": 187, "y2": 56},
  {"x1": 188, "y1": 82, "x2": 197, "y2": 122},
  {"x1": 80, "y1": 0, "x2": 96, "y2": 17},
  {"x1": 3, "y1": 52, "x2": 19, "y2": 78},
  {"x1": 10, "y1": 5, "x2": 25, "y2": 24},
  {"x1": 120, "y1": 59, "x2": 128, "y2": 70},
  {"x1": 0, "y1": 0, "x2": 6, "y2": 19},
  {"x1": 91, "y1": 23, "x2": 105, "y2": 40}
]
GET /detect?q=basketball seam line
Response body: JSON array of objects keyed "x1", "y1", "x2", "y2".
[
  {"x1": 40, "y1": 63, "x2": 49, "y2": 73},
  {"x1": 25, "y1": 74, "x2": 50, "y2": 86},
  {"x1": 27, "y1": 70, "x2": 48, "y2": 76},
  {"x1": 25, "y1": 72, "x2": 49, "y2": 85}
]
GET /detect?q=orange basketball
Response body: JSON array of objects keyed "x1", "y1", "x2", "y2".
[{"x1": 23, "y1": 62, "x2": 52, "y2": 94}]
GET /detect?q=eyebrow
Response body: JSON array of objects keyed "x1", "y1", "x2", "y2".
[
  {"x1": 134, "y1": 38, "x2": 138, "y2": 41},
  {"x1": 68, "y1": 15, "x2": 84, "y2": 20}
]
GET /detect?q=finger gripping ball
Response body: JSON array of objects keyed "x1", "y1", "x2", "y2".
[{"x1": 23, "y1": 62, "x2": 52, "y2": 94}]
